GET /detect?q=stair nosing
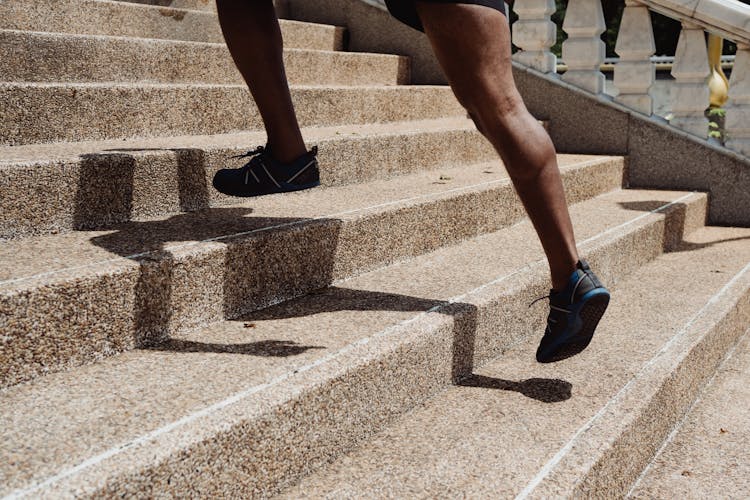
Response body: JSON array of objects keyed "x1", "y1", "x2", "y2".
[
  {"x1": 0, "y1": 189, "x2": 711, "y2": 498},
  {"x1": 0, "y1": 158, "x2": 623, "y2": 291},
  {"x1": 89, "y1": 0, "x2": 217, "y2": 15},
  {"x1": 275, "y1": 225, "x2": 750, "y2": 499},
  {"x1": 522, "y1": 258, "x2": 750, "y2": 497},
  {"x1": 0, "y1": 28, "x2": 400, "y2": 58},
  {"x1": 0, "y1": 117, "x2": 479, "y2": 167}
]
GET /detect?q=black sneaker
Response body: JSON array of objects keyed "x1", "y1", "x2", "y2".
[
  {"x1": 533, "y1": 259, "x2": 610, "y2": 363},
  {"x1": 212, "y1": 145, "x2": 320, "y2": 197}
]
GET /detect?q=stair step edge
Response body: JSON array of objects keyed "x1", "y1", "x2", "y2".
[{"x1": 0, "y1": 189, "x2": 711, "y2": 498}]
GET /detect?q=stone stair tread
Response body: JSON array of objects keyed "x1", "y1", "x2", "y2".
[
  {"x1": 1, "y1": 83, "x2": 465, "y2": 145},
  {"x1": 1, "y1": 0, "x2": 343, "y2": 47},
  {"x1": 111, "y1": 0, "x2": 216, "y2": 13},
  {"x1": 0, "y1": 187, "x2": 711, "y2": 497},
  {"x1": 278, "y1": 225, "x2": 750, "y2": 498},
  {"x1": 0, "y1": 117, "x2": 477, "y2": 166},
  {"x1": 0, "y1": 28, "x2": 376, "y2": 53},
  {"x1": 630, "y1": 328, "x2": 750, "y2": 498},
  {"x1": 114, "y1": 0, "x2": 216, "y2": 12},
  {"x1": 0, "y1": 155, "x2": 618, "y2": 289},
  {"x1": 1, "y1": 153, "x2": 624, "y2": 390},
  {"x1": 0, "y1": 116, "x2": 505, "y2": 238},
  {"x1": 6, "y1": 82, "x2": 416, "y2": 89},
  {"x1": 0, "y1": 29, "x2": 408, "y2": 85}
]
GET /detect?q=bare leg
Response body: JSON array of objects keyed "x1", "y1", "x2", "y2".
[
  {"x1": 416, "y1": 2, "x2": 578, "y2": 290},
  {"x1": 216, "y1": 0, "x2": 306, "y2": 163}
]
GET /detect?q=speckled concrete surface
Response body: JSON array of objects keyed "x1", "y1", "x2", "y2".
[
  {"x1": 117, "y1": 0, "x2": 217, "y2": 12},
  {"x1": 0, "y1": 118, "x2": 497, "y2": 238},
  {"x1": 0, "y1": 83, "x2": 465, "y2": 146},
  {"x1": 624, "y1": 117, "x2": 750, "y2": 228},
  {"x1": 0, "y1": 0, "x2": 223, "y2": 42},
  {"x1": 3, "y1": 2, "x2": 745, "y2": 496},
  {"x1": 0, "y1": 157, "x2": 625, "y2": 388},
  {"x1": 277, "y1": 226, "x2": 750, "y2": 499},
  {"x1": 0, "y1": 30, "x2": 408, "y2": 86},
  {"x1": 630, "y1": 329, "x2": 750, "y2": 499},
  {"x1": 0, "y1": 0, "x2": 340, "y2": 47},
  {"x1": 527, "y1": 249, "x2": 750, "y2": 498},
  {"x1": 0, "y1": 194, "x2": 722, "y2": 498},
  {"x1": 511, "y1": 64, "x2": 750, "y2": 226}
]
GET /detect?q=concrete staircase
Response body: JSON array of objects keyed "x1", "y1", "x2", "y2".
[{"x1": 1, "y1": 0, "x2": 748, "y2": 497}]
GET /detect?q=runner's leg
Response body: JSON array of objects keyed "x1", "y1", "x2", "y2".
[
  {"x1": 416, "y1": 1, "x2": 579, "y2": 290},
  {"x1": 216, "y1": 0, "x2": 306, "y2": 163}
]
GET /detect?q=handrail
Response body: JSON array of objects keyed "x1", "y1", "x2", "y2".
[
  {"x1": 356, "y1": 0, "x2": 749, "y2": 47},
  {"x1": 637, "y1": 0, "x2": 750, "y2": 46},
  {"x1": 351, "y1": 0, "x2": 750, "y2": 154}
]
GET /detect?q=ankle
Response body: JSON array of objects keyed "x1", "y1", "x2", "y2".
[
  {"x1": 551, "y1": 261, "x2": 578, "y2": 291},
  {"x1": 266, "y1": 143, "x2": 307, "y2": 164}
]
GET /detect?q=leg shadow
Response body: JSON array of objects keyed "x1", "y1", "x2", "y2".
[
  {"x1": 146, "y1": 338, "x2": 324, "y2": 357},
  {"x1": 459, "y1": 374, "x2": 572, "y2": 403}
]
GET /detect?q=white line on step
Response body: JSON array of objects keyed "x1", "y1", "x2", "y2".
[
  {"x1": 1, "y1": 158, "x2": 612, "y2": 289},
  {"x1": 3, "y1": 193, "x2": 694, "y2": 499},
  {"x1": 515, "y1": 260, "x2": 750, "y2": 500},
  {"x1": 0, "y1": 176, "x2": 513, "y2": 288}
]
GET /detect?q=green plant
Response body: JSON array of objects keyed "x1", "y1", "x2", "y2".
[{"x1": 707, "y1": 107, "x2": 727, "y2": 141}]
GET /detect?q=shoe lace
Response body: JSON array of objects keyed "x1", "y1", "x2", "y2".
[
  {"x1": 230, "y1": 146, "x2": 268, "y2": 185},
  {"x1": 230, "y1": 145, "x2": 266, "y2": 161},
  {"x1": 529, "y1": 293, "x2": 565, "y2": 334},
  {"x1": 528, "y1": 294, "x2": 550, "y2": 308}
]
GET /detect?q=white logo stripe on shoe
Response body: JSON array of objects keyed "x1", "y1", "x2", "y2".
[
  {"x1": 570, "y1": 273, "x2": 588, "y2": 303},
  {"x1": 261, "y1": 163, "x2": 281, "y2": 188},
  {"x1": 286, "y1": 159, "x2": 316, "y2": 183}
]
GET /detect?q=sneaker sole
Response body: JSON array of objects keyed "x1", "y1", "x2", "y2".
[
  {"x1": 214, "y1": 180, "x2": 321, "y2": 198},
  {"x1": 538, "y1": 290, "x2": 610, "y2": 363}
]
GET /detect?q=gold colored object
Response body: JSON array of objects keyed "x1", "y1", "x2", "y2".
[{"x1": 708, "y1": 33, "x2": 729, "y2": 108}]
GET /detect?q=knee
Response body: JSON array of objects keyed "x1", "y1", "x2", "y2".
[
  {"x1": 462, "y1": 94, "x2": 556, "y2": 180},
  {"x1": 463, "y1": 91, "x2": 526, "y2": 136},
  {"x1": 466, "y1": 111, "x2": 485, "y2": 136}
]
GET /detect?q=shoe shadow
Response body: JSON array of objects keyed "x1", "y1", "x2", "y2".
[
  {"x1": 145, "y1": 338, "x2": 325, "y2": 357},
  {"x1": 71, "y1": 150, "x2": 555, "y2": 401},
  {"x1": 459, "y1": 374, "x2": 572, "y2": 403},
  {"x1": 247, "y1": 286, "x2": 449, "y2": 320},
  {"x1": 81, "y1": 201, "x2": 345, "y2": 350}
]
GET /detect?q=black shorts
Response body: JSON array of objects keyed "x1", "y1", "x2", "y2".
[{"x1": 385, "y1": 0, "x2": 506, "y2": 32}]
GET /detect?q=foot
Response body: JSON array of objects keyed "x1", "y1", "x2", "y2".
[
  {"x1": 535, "y1": 259, "x2": 610, "y2": 363},
  {"x1": 213, "y1": 145, "x2": 319, "y2": 197}
]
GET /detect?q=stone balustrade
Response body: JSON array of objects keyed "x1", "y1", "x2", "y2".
[{"x1": 510, "y1": 0, "x2": 750, "y2": 156}]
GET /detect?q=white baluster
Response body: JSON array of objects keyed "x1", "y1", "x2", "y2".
[
  {"x1": 614, "y1": 1, "x2": 655, "y2": 114},
  {"x1": 725, "y1": 44, "x2": 750, "y2": 155},
  {"x1": 670, "y1": 22, "x2": 710, "y2": 137},
  {"x1": 561, "y1": 0, "x2": 606, "y2": 93},
  {"x1": 511, "y1": 0, "x2": 557, "y2": 73}
]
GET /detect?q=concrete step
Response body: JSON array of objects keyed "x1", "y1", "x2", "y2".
[
  {"x1": 279, "y1": 225, "x2": 750, "y2": 499},
  {"x1": 0, "y1": 0, "x2": 342, "y2": 48},
  {"x1": 0, "y1": 118, "x2": 497, "y2": 239},
  {"x1": 0, "y1": 188, "x2": 711, "y2": 498},
  {"x1": 0, "y1": 29, "x2": 408, "y2": 86},
  {"x1": 0, "y1": 155, "x2": 624, "y2": 388},
  {"x1": 1, "y1": 83, "x2": 464, "y2": 146},
  {"x1": 115, "y1": 0, "x2": 217, "y2": 12},
  {"x1": 630, "y1": 327, "x2": 750, "y2": 498}
]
